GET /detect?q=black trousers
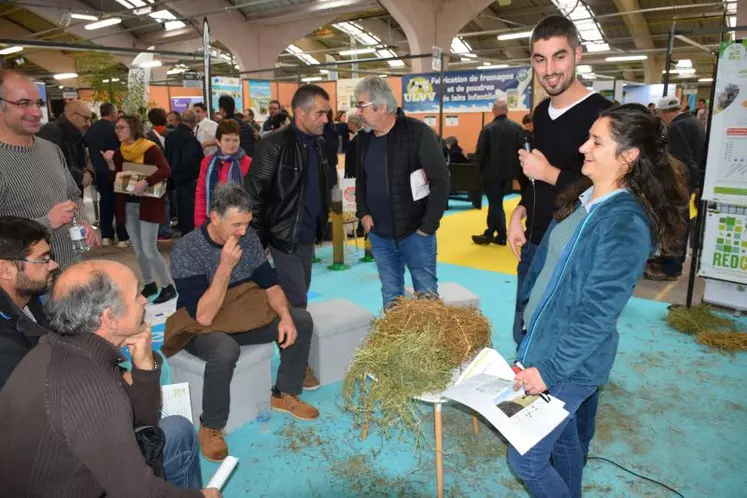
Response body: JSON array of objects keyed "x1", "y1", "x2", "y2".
[
  {"x1": 175, "y1": 182, "x2": 196, "y2": 236},
  {"x1": 184, "y1": 307, "x2": 314, "y2": 430},
  {"x1": 270, "y1": 243, "x2": 314, "y2": 309},
  {"x1": 484, "y1": 180, "x2": 510, "y2": 240},
  {"x1": 95, "y1": 173, "x2": 129, "y2": 241}
]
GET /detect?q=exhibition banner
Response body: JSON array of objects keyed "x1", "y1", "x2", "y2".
[
  {"x1": 401, "y1": 66, "x2": 532, "y2": 113},
  {"x1": 337, "y1": 78, "x2": 361, "y2": 113},
  {"x1": 700, "y1": 207, "x2": 747, "y2": 285},
  {"x1": 171, "y1": 97, "x2": 205, "y2": 113},
  {"x1": 702, "y1": 40, "x2": 747, "y2": 207},
  {"x1": 248, "y1": 80, "x2": 271, "y2": 122},
  {"x1": 211, "y1": 76, "x2": 242, "y2": 114}
]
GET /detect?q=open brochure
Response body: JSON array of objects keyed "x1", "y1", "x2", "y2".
[{"x1": 442, "y1": 348, "x2": 569, "y2": 455}]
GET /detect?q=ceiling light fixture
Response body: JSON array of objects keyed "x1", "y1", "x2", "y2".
[
  {"x1": 338, "y1": 48, "x2": 377, "y2": 56},
  {"x1": 84, "y1": 18, "x2": 122, "y2": 30},
  {"x1": 497, "y1": 30, "x2": 532, "y2": 41},
  {"x1": 301, "y1": 76, "x2": 323, "y2": 82},
  {"x1": 0, "y1": 46, "x2": 23, "y2": 55},
  {"x1": 605, "y1": 54, "x2": 648, "y2": 62},
  {"x1": 138, "y1": 60, "x2": 162, "y2": 68},
  {"x1": 698, "y1": 77, "x2": 713, "y2": 82},
  {"x1": 478, "y1": 64, "x2": 509, "y2": 70},
  {"x1": 576, "y1": 65, "x2": 593, "y2": 73},
  {"x1": 53, "y1": 73, "x2": 78, "y2": 80},
  {"x1": 70, "y1": 13, "x2": 98, "y2": 21}
]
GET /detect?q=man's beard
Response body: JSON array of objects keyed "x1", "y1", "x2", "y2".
[
  {"x1": 16, "y1": 272, "x2": 51, "y2": 299},
  {"x1": 540, "y1": 70, "x2": 576, "y2": 97}
]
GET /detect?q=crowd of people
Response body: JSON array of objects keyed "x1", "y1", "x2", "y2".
[{"x1": 0, "y1": 10, "x2": 706, "y2": 497}]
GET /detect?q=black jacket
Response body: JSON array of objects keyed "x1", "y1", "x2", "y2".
[
  {"x1": 37, "y1": 115, "x2": 85, "y2": 188},
  {"x1": 164, "y1": 124, "x2": 204, "y2": 187},
  {"x1": 245, "y1": 124, "x2": 333, "y2": 253},
  {"x1": 668, "y1": 112, "x2": 706, "y2": 191},
  {"x1": 226, "y1": 114, "x2": 255, "y2": 157},
  {"x1": 83, "y1": 119, "x2": 119, "y2": 175},
  {"x1": 0, "y1": 289, "x2": 50, "y2": 391},
  {"x1": 355, "y1": 110, "x2": 450, "y2": 240},
  {"x1": 345, "y1": 133, "x2": 360, "y2": 178},
  {"x1": 475, "y1": 115, "x2": 524, "y2": 184}
]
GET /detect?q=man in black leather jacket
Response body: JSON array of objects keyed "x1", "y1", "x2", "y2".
[
  {"x1": 245, "y1": 84, "x2": 335, "y2": 311},
  {"x1": 37, "y1": 99, "x2": 92, "y2": 190}
]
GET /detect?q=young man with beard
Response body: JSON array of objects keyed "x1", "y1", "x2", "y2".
[
  {"x1": 508, "y1": 14, "x2": 613, "y2": 463},
  {"x1": 0, "y1": 217, "x2": 57, "y2": 390}
]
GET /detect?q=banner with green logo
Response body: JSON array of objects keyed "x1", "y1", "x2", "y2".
[{"x1": 700, "y1": 208, "x2": 747, "y2": 284}]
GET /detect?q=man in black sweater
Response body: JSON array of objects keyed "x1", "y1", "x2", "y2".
[
  {"x1": 472, "y1": 100, "x2": 524, "y2": 245},
  {"x1": 508, "y1": 15, "x2": 612, "y2": 467}
]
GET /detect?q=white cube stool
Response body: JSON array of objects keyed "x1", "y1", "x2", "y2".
[
  {"x1": 307, "y1": 299, "x2": 375, "y2": 386},
  {"x1": 167, "y1": 343, "x2": 274, "y2": 434},
  {"x1": 406, "y1": 282, "x2": 481, "y2": 308}
]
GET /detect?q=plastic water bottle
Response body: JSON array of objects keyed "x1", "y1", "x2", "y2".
[{"x1": 69, "y1": 215, "x2": 89, "y2": 253}]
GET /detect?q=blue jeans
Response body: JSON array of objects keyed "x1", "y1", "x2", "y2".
[
  {"x1": 508, "y1": 383, "x2": 599, "y2": 498},
  {"x1": 513, "y1": 242, "x2": 539, "y2": 348},
  {"x1": 160, "y1": 415, "x2": 202, "y2": 489},
  {"x1": 368, "y1": 231, "x2": 438, "y2": 308}
]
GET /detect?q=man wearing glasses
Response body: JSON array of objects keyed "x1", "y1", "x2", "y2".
[
  {"x1": 38, "y1": 99, "x2": 93, "y2": 190},
  {"x1": 353, "y1": 76, "x2": 450, "y2": 309},
  {"x1": 0, "y1": 70, "x2": 99, "y2": 272},
  {"x1": 0, "y1": 216, "x2": 56, "y2": 390}
]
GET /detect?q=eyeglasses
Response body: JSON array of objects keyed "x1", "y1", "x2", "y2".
[
  {"x1": 0, "y1": 97, "x2": 46, "y2": 109},
  {"x1": 115, "y1": 125, "x2": 130, "y2": 131},
  {"x1": 17, "y1": 253, "x2": 56, "y2": 266},
  {"x1": 74, "y1": 112, "x2": 92, "y2": 122},
  {"x1": 355, "y1": 102, "x2": 374, "y2": 110}
]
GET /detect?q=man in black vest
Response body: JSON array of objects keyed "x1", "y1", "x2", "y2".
[
  {"x1": 353, "y1": 76, "x2": 450, "y2": 309},
  {"x1": 0, "y1": 217, "x2": 55, "y2": 390},
  {"x1": 472, "y1": 100, "x2": 524, "y2": 246}
]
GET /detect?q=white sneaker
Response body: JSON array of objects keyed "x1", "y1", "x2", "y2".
[
  {"x1": 101, "y1": 238, "x2": 113, "y2": 247},
  {"x1": 117, "y1": 240, "x2": 131, "y2": 248}
]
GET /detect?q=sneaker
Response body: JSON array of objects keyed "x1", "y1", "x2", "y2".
[
  {"x1": 116, "y1": 240, "x2": 131, "y2": 248},
  {"x1": 157, "y1": 236, "x2": 172, "y2": 243},
  {"x1": 198, "y1": 424, "x2": 228, "y2": 462},
  {"x1": 152, "y1": 284, "x2": 177, "y2": 304},
  {"x1": 303, "y1": 366, "x2": 320, "y2": 391},
  {"x1": 644, "y1": 268, "x2": 679, "y2": 281},
  {"x1": 471, "y1": 234, "x2": 493, "y2": 245},
  {"x1": 101, "y1": 238, "x2": 113, "y2": 247},
  {"x1": 271, "y1": 390, "x2": 319, "y2": 421},
  {"x1": 141, "y1": 282, "x2": 158, "y2": 299}
]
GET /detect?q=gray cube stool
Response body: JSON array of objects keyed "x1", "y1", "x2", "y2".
[
  {"x1": 167, "y1": 342, "x2": 274, "y2": 433},
  {"x1": 307, "y1": 299, "x2": 375, "y2": 386},
  {"x1": 406, "y1": 282, "x2": 481, "y2": 308}
]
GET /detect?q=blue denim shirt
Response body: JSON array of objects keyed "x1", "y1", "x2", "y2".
[{"x1": 517, "y1": 190, "x2": 653, "y2": 388}]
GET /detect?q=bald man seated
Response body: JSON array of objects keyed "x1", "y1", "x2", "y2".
[
  {"x1": 37, "y1": 99, "x2": 94, "y2": 189},
  {"x1": 0, "y1": 260, "x2": 220, "y2": 498}
]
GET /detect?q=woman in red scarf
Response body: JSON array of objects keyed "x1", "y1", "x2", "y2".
[{"x1": 194, "y1": 120, "x2": 252, "y2": 228}]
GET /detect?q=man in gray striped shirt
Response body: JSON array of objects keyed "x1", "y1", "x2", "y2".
[{"x1": 0, "y1": 70, "x2": 99, "y2": 271}]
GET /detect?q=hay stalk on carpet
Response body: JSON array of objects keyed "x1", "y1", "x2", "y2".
[
  {"x1": 667, "y1": 304, "x2": 747, "y2": 352},
  {"x1": 342, "y1": 298, "x2": 491, "y2": 437}
]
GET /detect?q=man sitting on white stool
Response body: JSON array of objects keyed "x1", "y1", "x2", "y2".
[{"x1": 169, "y1": 184, "x2": 319, "y2": 462}]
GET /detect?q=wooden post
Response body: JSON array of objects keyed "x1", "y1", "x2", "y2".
[
  {"x1": 328, "y1": 204, "x2": 349, "y2": 271},
  {"x1": 434, "y1": 403, "x2": 444, "y2": 498},
  {"x1": 359, "y1": 233, "x2": 375, "y2": 262},
  {"x1": 472, "y1": 413, "x2": 479, "y2": 435}
]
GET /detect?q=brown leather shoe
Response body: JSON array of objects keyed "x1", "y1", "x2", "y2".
[
  {"x1": 198, "y1": 424, "x2": 228, "y2": 462},
  {"x1": 271, "y1": 392, "x2": 319, "y2": 421},
  {"x1": 303, "y1": 366, "x2": 320, "y2": 391}
]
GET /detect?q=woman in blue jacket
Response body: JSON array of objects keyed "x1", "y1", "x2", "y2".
[{"x1": 509, "y1": 104, "x2": 690, "y2": 497}]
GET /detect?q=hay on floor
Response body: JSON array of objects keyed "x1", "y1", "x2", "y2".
[
  {"x1": 667, "y1": 304, "x2": 747, "y2": 352},
  {"x1": 342, "y1": 298, "x2": 491, "y2": 438}
]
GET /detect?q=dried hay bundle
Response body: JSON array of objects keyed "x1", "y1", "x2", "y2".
[
  {"x1": 342, "y1": 298, "x2": 491, "y2": 437},
  {"x1": 667, "y1": 304, "x2": 747, "y2": 352}
]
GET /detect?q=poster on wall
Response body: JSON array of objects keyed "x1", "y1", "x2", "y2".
[
  {"x1": 337, "y1": 78, "x2": 361, "y2": 113},
  {"x1": 211, "y1": 76, "x2": 242, "y2": 115},
  {"x1": 702, "y1": 40, "x2": 747, "y2": 207},
  {"x1": 248, "y1": 80, "x2": 271, "y2": 122},
  {"x1": 171, "y1": 97, "x2": 205, "y2": 112},
  {"x1": 699, "y1": 206, "x2": 747, "y2": 285},
  {"x1": 34, "y1": 82, "x2": 49, "y2": 124},
  {"x1": 402, "y1": 66, "x2": 532, "y2": 113}
]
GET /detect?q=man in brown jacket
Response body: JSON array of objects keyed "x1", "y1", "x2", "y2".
[{"x1": 0, "y1": 259, "x2": 219, "y2": 498}]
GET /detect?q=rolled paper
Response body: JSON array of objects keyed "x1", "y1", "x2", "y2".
[{"x1": 206, "y1": 455, "x2": 239, "y2": 490}]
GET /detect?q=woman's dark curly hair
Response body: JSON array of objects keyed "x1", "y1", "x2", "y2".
[{"x1": 555, "y1": 103, "x2": 690, "y2": 254}]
